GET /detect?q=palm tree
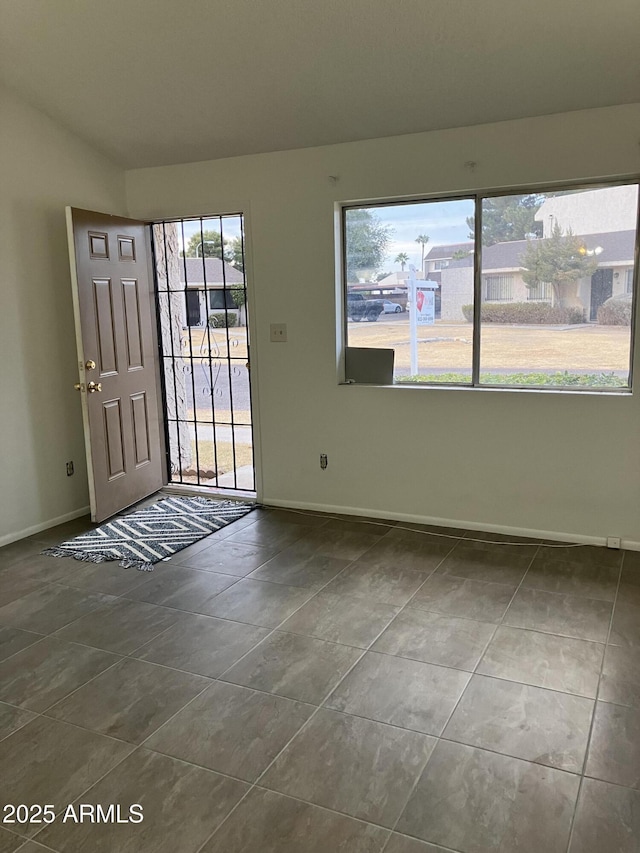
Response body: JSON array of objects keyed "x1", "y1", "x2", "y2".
[
  {"x1": 416, "y1": 234, "x2": 430, "y2": 269},
  {"x1": 395, "y1": 252, "x2": 409, "y2": 270}
]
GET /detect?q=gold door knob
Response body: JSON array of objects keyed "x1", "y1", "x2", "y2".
[
  {"x1": 87, "y1": 381, "x2": 102, "y2": 393},
  {"x1": 85, "y1": 359, "x2": 96, "y2": 370},
  {"x1": 74, "y1": 383, "x2": 84, "y2": 391}
]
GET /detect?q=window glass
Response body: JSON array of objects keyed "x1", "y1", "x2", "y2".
[
  {"x1": 342, "y1": 182, "x2": 639, "y2": 391},
  {"x1": 479, "y1": 184, "x2": 638, "y2": 389},
  {"x1": 344, "y1": 198, "x2": 475, "y2": 385},
  {"x1": 209, "y1": 290, "x2": 235, "y2": 310}
]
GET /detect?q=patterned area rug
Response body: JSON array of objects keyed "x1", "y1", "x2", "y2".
[{"x1": 43, "y1": 496, "x2": 253, "y2": 572}]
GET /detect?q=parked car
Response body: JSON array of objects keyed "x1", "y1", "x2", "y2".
[
  {"x1": 347, "y1": 293, "x2": 384, "y2": 322},
  {"x1": 383, "y1": 300, "x2": 403, "y2": 313}
]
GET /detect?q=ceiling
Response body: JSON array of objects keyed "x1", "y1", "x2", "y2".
[{"x1": 1, "y1": 0, "x2": 638, "y2": 169}]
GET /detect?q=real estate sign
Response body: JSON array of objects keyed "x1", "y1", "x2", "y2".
[{"x1": 416, "y1": 285, "x2": 437, "y2": 325}]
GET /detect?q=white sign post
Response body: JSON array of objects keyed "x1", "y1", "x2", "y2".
[
  {"x1": 408, "y1": 266, "x2": 439, "y2": 377},
  {"x1": 408, "y1": 266, "x2": 419, "y2": 377}
]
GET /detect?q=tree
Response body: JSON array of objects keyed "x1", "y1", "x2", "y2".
[
  {"x1": 230, "y1": 283, "x2": 247, "y2": 327},
  {"x1": 520, "y1": 223, "x2": 598, "y2": 309},
  {"x1": 416, "y1": 234, "x2": 430, "y2": 268},
  {"x1": 227, "y1": 236, "x2": 245, "y2": 271},
  {"x1": 183, "y1": 229, "x2": 233, "y2": 262},
  {"x1": 345, "y1": 209, "x2": 392, "y2": 282},
  {"x1": 452, "y1": 248, "x2": 472, "y2": 261},
  {"x1": 467, "y1": 194, "x2": 544, "y2": 246},
  {"x1": 395, "y1": 252, "x2": 410, "y2": 270},
  {"x1": 183, "y1": 229, "x2": 247, "y2": 271}
]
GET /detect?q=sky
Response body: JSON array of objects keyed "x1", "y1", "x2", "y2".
[
  {"x1": 366, "y1": 198, "x2": 475, "y2": 272},
  {"x1": 174, "y1": 201, "x2": 472, "y2": 269},
  {"x1": 176, "y1": 215, "x2": 244, "y2": 254}
]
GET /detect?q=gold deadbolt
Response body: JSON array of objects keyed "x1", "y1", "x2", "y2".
[
  {"x1": 85, "y1": 359, "x2": 96, "y2": 370},
  {"x1": 87, "y1": 381, "x2": 102, "y2": 393}
]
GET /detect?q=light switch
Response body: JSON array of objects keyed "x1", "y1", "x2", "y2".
[{"x1": 270, "y1": 323, "x2": 287, "y2": 342}]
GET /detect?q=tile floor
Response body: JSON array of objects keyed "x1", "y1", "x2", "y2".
[{"x1": 0, "y1": 506, "x2": 638, "y2": 852}]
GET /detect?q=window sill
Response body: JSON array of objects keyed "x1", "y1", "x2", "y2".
[{"x1": 339, "y1": 381, "x2": 632, "y2": 396}]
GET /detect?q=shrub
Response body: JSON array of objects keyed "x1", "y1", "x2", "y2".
[
  {"x1": 597, "y1": 294, "x2": 632, "y2": 326},
  {"x1": 461, "y1": 302, "x2": 584, "y2": 324},
  {"x1": 208, "y1": 312, "x2": 238, "y2": 328}
]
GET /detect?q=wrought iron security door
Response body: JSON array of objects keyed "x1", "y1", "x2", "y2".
[{"x1": 151, "y1": 214, "x2": 255, "y2": 492}]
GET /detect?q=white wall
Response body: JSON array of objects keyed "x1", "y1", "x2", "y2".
[
  {"x1": 537, "y1": 184, "x2": 637, "y2": 236},
  {"x1": 0, "y1": 84, "x2": 127, "y2": 544},
  {"x1": 126, "y1": 104, "x2": 640, "y2": 546}
]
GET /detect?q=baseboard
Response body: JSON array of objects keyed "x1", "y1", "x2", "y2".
[
  {"x1": 0, "y1": 506, "x2": 91, "y2": 549},
  {"x1": 261, "y1": 497, "x2": 640, "y2": 552}
]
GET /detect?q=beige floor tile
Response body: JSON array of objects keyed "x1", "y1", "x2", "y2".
[
  {"x1": 202, "y1": 788, "x2": 388, "y2": 853},
  {"x1": 478, "y1": 626, "x2": 603, "y2": 697},
  {"x1": 0, "y1": 827, "x2": 24, "y2": 853},
  {"x1": 0, "y1": 627, "x2": 42, "y2": 662},
  {"x1": 132, "y1": 613, "x2": 269, "y2": 678},
  {"x1": 323, "y1": 563, "x2": 431, "y2": 607},
  {"x1": 437, "y1": 544, "x2": 533, "y2": 586},
  {"x1": 279, "y1": 591, "x2": 400, "y2": 648},
  {"x1": 523, "y1": 556, "x2": 620, "y2": 601},
  {"x1": 0, "y1": 717, "x2": 132, "y2": 837},
  {"x1": 410, "y1": 574, "x2": 514, "y2": 623},
  {"x1": 569, "y1": 777, "x2": 640, "y2": 853},
  {"x1": 262, "y1": 709, "x2": 435, "y2": 827},
  {"x1": 124, "y1": 566, "x2": 239, "y2": 614},
  {"x1": 0, "y1": 585, "x2": 114, "y2": 634},
  {"x1": 372, "y1": 609, "x2": 495, "y2": 671},
  {"x1": 585, "y1": 701, "x2": 640, "y2": 788},
  {"x1": 173, "y1": 540, "x2": 279, "y2": 574},
  {"x1": 0, "y1": 637, "x2": 119, "y2": 712},
  {"x1": 248, "y1": 549, "x2": 349, "y2": 591},
  {"x1": 205, "y1": 579, "x2": 314, "y2": 628},
  {"x1": 38, "y1": 748, "x2": 248, "y2": 853},
  {"x1": 443, "y1": 674, "x2": 593, "y2": 772},
  {"x1": 326, "y1": 651, "x2": 470, "y2": 735},
  {"x1": 222, "y1": 631, "x2": 360, "y2": 704},
  {"x1": 397, "y1": 740, "x2": 579, "y2": 853},
  {"x1": 54, "y1": 598, "x2": 185, "y2": 654},
  {"x1": 0, "y1": 702, "x2": 36, "y2": 741},
  {"x1": 146, "y1": 681, "x2": 313, "y2": 781},
  {"x1": 46, "y1": 657, "x2": 209, "y2": 744}
]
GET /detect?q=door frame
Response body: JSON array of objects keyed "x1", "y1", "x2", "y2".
[{"x1": 146, "y1": 205, "x2": 263, "y2": 502}]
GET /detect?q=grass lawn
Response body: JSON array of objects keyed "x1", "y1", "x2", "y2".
[
  {"x1": 190, "y1": 440, "x2": 253, "y2": 476},
  {"x1": 188, "y1": 409, "x2": 252, "y2": 424},
  {"x1": 348, "y1": 318, "x2": 631, "y2": 372}
]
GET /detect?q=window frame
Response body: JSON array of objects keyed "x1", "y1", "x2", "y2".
[{"x1": 340, "y1": 177, "x2": 640, "y2": 394}]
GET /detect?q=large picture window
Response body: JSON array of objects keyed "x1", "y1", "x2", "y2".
[{"x1": 342, "y1": 181, "x2": 639, "y2": 391}]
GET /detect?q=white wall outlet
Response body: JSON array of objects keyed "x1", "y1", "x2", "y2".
[
  {"x1": 270, "y1": 323, "x2": 287, "y2": 342},
  {"x1": 606, "y1": 537, "x2": 621, "y2": 549}
]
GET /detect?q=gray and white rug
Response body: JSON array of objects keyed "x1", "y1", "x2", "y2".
[{"x1": 43, "y1": 496, "x2": 253, "y2": 572}]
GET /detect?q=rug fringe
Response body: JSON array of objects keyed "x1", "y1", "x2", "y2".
[
  {"x1": 42, "y1": 547, "x2": 108, "y2": 564},
  {"x1": 119, "y1": 558, "x2": 154, "y2": 572}
]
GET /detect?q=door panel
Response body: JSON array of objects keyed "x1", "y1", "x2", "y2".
[
  {"x1": 67, "y1": 208, "x2": 165, "y2": 522},
  {"x1": 122, "y1": 279, "x2": 144, "y2": 370}
]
